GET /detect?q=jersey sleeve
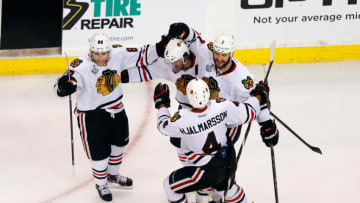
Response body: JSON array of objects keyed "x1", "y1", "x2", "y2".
[
  {"x1": 225, "y1": 97, "x2": 261, "y2": 126},
  {"x1": 111, "y1": 44, "x2": 160, "y2": 83},
  {"x1": 53, "y1": 58, "x2": 84, "y2": 97},
  {"x1": 157, "y1": 107, "x2": 182, "y2": 138}
]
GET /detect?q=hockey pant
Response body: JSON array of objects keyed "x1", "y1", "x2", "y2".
[
  {"x1": 76, "y1": 109, "x2": 129, "y2": 185},
  {"x1": 164, "y1": 147, "x2": 239, "y2": 202}
]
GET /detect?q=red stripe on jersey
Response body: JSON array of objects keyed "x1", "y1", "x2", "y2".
[
  {"x1": 171, "y1": 169, "x2": 202, "y2": 190},
  {"x1": 230, "y1": 127, "x2": 237, "y2": 139},
  {"x1": 189, "y1": 53, "x2": 196, "y2": 69},
  {"x1": 249, "y1": 109, "x2": 255, "y2": 123},
  {"x1": 191, "y1": 106, "x2": 208, "y2": 113},
  {"x1": 140, "y1": 46, "x2": 148, "y2": 81},
  {"x1": 109, "y1": 102, "x2": 123, "y2": 109},
  {"x1": 81, "y1": 114, "x2": 90, "y2": 159},
  {"x1": 178, "y1": 155, "x2": 187, "y2": 160},
  {"x1": 217, "y1": 63, "x2": 237, "y2": 76},
  {"x1": 227, "y1": 187, "x2": 244, "y2": 202},
  {"x1": 188, "y1": 153, "x2": 209, "y2": 161}
]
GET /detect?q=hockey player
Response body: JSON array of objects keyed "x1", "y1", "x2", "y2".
[
  {"x1": 153, "y1": 78, "x2": 274, "y2": 203},
  {"x1": 162, "y1": 22, "x2": 279, "y2": 203},
  {"x1": 54, "y1": 33, "x2": 158, "y2": 202},
  {"x1": 166, "y1": 22, "x2": 278, "y2": 145}
]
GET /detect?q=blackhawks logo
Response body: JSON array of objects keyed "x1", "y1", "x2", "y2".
[
  {"x1": 207, "y1": 42, "x2": 214, "y2": 51},
  {"x1": 171, "y1": 112, "x2": 181, "y2": 122},
  {"x1": 216, "y1": 97, "x2": 226, "y2": 103},
  {"x1": 242, "y1": 76, "x2": 254, "y2": 89},
  {"x1": 96, "y1": 69, "x2": 121, "y2": 96},
  {"x1": 70, "y1": 58, "x2": 83, "y2": 68}
]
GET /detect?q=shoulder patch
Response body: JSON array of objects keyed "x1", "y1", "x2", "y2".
[
  {"x1": 112, "y1": 44, "x2": 123, "y2": 48},
  {"x1": 242, "y1": 76, "x2": 254, "y2": 89},
  {"x1": 70, "y1": 58, "x2": 83, "y2": 68},
  {"x1": 207, "y1": 42, "x2": 214, "y2": 51},
  {"x1": 170, "y1": 112, "x2": 181, "y2": 122},
  {"x1": 216, "y1": 97, "x2": 226, "y2": 103}
]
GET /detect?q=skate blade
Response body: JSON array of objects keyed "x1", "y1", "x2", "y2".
[{"x1": 108, "y1": 182, "x2": 133, "y2": 190}]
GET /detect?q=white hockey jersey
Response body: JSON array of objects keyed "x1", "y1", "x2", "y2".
[
  {"x1": 157, "y1": 97, "x2": 260, "y2": 167},
  {"x1": 54, "y1": 45, "x2": 158, "y2": 112},
  {"x1": 182, "y1": 27, "x2": 271, "y2": 123},
  {"x1": 145, "y1": 54, "x2": 212, "y2": 107}
]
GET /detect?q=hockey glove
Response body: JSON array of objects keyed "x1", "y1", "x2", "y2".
[
  {"x1": 260, "y1": 119, "x2": 279, "y2": 147},
  {"x1": 202, "y1": 76, "x2": 220, "y2": 99},
  {"x1": 154, "y1": 83, "x2": 170, "y2": 109},
  {"x1": 250, "y1": 80, "x2": 270, "y2": 105},
  {"x1": 168, "y1": 22, "x2": 190, "y2": 39},
  {"x1": 155, "y1": 35, "x2": 171, "y2": 57},
  {"x1": 57, "y1": 74, "x2": 77, "y2": 97}
]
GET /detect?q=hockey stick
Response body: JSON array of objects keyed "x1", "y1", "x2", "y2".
[
  {"x1": 225, "y1": 41, "x2": 276, "y2": 200},
  {"x1": 270, "y1": 111, "x2": 322, "y2": 154},
  {"x1": 262, "y1": 42, "x2": 280, "y2": 203},
  {"x1": 270, "y1": 146, "x2": 279, "y2": 203},
  {"x1": 236, "y1": 40, "x2": 275, "y2": 163},
  {"x1": 65, "y1": 52, "x2": 75, "y2": 175}
]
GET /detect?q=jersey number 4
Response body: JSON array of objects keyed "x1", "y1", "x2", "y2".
[{"x1": 202, "y1": 131, "x2": 221, "y2": 154}]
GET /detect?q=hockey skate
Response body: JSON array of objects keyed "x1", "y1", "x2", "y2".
[
  {"x1": 107, "y1": 174, "x2": 133, "y2": 189},
  {"x1": 95, "y1": 184, "x2": 112, "y2": 202}
]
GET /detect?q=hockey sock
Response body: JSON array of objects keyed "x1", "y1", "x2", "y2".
[
  {"x1": 91, "y1": 158, "x2": 109, "y2": 186},
  {"x1": 196, "y1": 189, "x2": 211, "y2": 203},
  {"x1": 225, "y1": 184, "x2": 247, "y2": 203},
  {"x1": 108, "y1": 145, "x2": 124, "y2": 175}
]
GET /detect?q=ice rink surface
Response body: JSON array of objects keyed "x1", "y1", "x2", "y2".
[{"x1": 1, "y1": 61, "x2": 359, "y2": 203}]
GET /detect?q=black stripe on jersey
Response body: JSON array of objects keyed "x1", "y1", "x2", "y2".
[
  {"x1": 142, "y1": 45, "x2": 153, "y2": 80},
  {"x1": 135, "y1": 49, "x2": 143, "y2": 82},
  {"x1": 158, "y1": 114, "x2": 170, "y2": 120},
  {"x1": 195, "y1": 64, "x2": 198, "y2": 75},
  {"x1": 142, "y1": 64, "x2": 153, "y2": 80},
  {"x1": 185, "y1": 151, "x2": 194, "y2": 156},
  {"x1": 176, "y1": 100, "x2": 192, "y2": 108},
  {"x1": 192, "y1": 155, "x2": 205, "y2": 164},
  {"x1": 96, "y1": 94, "x2": 123, "y2": 109},
  {"x1": 144, "y1": 44, "x2": 150, "y2": 65},
  {"x1": 261, "y1": 105, "x2": 268, "y2": 110},
  {"x1": 244, "y1": 104, "x2": 250, "y2": 123}
]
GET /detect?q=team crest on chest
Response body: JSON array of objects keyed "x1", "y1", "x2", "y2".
[
  {"x1": 70, "y1": 58, "x2": 83, "y2": 68},
  {"x1": 242, "y1": 76, "x2": 254, "y2": 89},
  {"x1": 171, "y1": 112, "x2": 181, "y2": 122},
  {"x1": 96, "y1": 69, "x2": 121, "y2": 96}
]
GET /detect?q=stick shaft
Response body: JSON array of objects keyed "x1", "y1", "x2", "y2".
[
  {"x1": 271, "y1": 146, "x2": 279, "y2": 203},
  {"x1": 270, "y1": 111, "x2": 322, "y2": 154}
]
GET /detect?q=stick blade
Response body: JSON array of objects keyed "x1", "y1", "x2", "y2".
[{"x1": 311, "y1": 146, "x2": 323, "y2": 155}]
